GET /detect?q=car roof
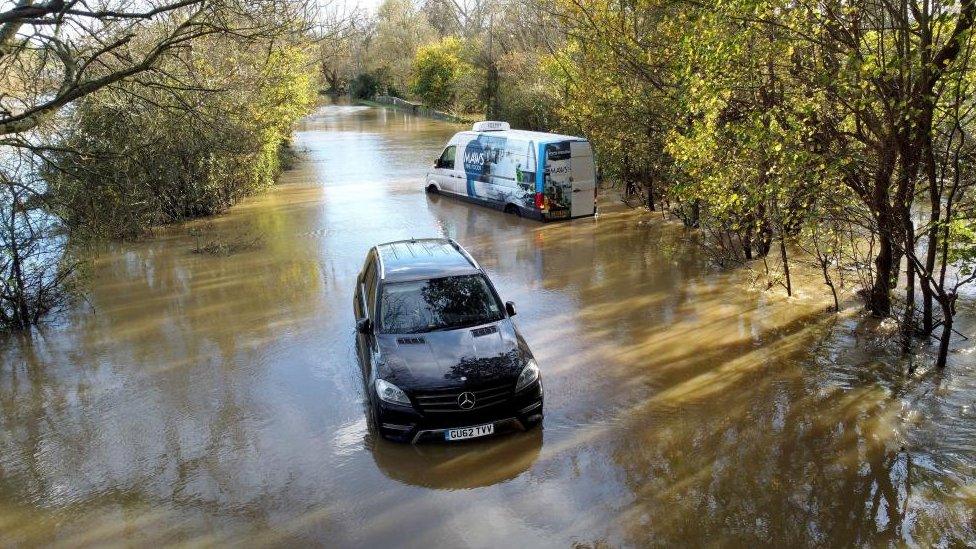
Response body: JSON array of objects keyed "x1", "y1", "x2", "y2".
[
  {"x1": 457, "y1": 129, "x2": 587, "y2": 145},
  {"x1": 374, "y1": 238, "x2": 481, "y2": 282}
]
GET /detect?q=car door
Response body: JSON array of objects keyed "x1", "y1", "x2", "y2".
[
  {"x1": 355, "y1": 254, "x2": 378, "y2": 377},
  {"x1": 432, "y1": 144, "x2": 459, "y2": 194}
]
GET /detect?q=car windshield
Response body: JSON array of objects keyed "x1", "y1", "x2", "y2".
[{"x1": 379, "y1": 274, "x2": 504, "y2": 334}]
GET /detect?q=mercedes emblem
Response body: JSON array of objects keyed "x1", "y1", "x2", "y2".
[{"x1": 457, "y1": 391, "x2": 476, "y2": 410}]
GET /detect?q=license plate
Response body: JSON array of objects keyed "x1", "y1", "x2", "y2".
[
  {"x1": 445, "y1": 423, "x2": 494, "y2": 441},
  {"x1": 549, "y1": 210, "x2": 570, "y2": 219}
]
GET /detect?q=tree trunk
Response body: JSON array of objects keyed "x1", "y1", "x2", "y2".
[
  {"x1": 645, "y1": 171, "x2": 656, "y2": 212},
  {"x1": 871, "y1": 230, "x2": 893, "y2": 316},
  {"x1": 923, "y1": 172, "x2": 939, "y2": 336},
  {"x1": 935, "y1": 306, "x2": 953, "y2": 369},
  {"x1": 743, "y1": 222, "x2": 754, "y2": 260},
  {"x1": 921, "y1": 277, "x2": 934, "y2": 335},
  {"x1": 623, "y1": 153, "x2": 633, "y2": 197},
  {"x1": 902, "y1": 257, "x2": 915, "y2": 353},
  {"x1": 868, "y1": 140, "x2": 897, "y2": 317},
  {"x1": 779, "y1": 232, "x2": 792, "y2": 297},
  {"x1": 7, "y1": 199, "x2": 30, "y2": 330}
]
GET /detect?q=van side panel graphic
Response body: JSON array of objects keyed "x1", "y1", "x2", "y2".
[
  {"x1": 462, "y1": 135, "x2": 536, "y2": 209},
  {"x1": 544, "y1": 142, "x2": 572, "y2": 212}
]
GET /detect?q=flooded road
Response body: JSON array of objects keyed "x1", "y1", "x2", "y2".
[{"x1": 1, "y1": 104, "x2": 974, "y2": 547}]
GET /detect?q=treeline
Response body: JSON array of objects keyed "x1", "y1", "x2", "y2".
[
  {"x1": 0, "y1": 1, "x2": 318, "y2": 330},
  {"x1": 319, "y1": 0, "x2": 558, "y2": 125},
  {"x1": 336, "y1": 0, "x2": 976, "y2": 369},
  {"x1": 544, "y1": 0, "x2": 976, "y2": 370}
]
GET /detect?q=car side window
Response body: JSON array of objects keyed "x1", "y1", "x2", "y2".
[
  {"x1": 437, "y1": 145, "x2": 456, "y2": 170},
  {"x1": 364, "y1": 259, "x2": 378, "y2": 317},
  {"x1": 362, "y1": 259, "x2": 376, "y2": 318}
]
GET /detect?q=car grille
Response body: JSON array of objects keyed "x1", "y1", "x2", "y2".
[{"x1": 413, "y1": 382, "x2": 513, "y2": 413}]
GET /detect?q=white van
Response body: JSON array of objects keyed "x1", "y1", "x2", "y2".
[{"x1": 425, "y1": 121, "x2": 597, "y2": 220}]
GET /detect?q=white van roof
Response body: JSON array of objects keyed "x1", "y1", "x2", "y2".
[{"x1": 459, "y1": 129, "x2": 587, "y2": 145}]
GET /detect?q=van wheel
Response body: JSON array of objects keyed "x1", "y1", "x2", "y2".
[
  {"x1": 504, "y1": 204, "x2": 521, "y2": 217},
  {"x1": 426, "y1": 184, "x2": 439, "y2": 194}
]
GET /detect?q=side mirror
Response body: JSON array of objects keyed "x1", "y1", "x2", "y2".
[
  {"x1": 505, "y1": 301, "x2": 517, "y2": 317},
  {"x1": 356, "y1": 318, "x2": 373, "y2": 334}
]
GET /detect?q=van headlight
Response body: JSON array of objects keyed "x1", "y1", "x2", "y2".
[
  {"x1": 375, "y1": 379, "x2": 411, "y2": 406},
  {"x1": 515, "y1": 359, "x2": 540, "y2": 392}
]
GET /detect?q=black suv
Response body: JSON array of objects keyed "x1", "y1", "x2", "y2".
[{"x1": 353, "y1": 238, "x2": 544, "y2": 443}]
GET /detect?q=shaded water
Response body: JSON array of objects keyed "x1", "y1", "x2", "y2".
[{"x1": 1, "y1": 104, "x2": 974, "y2": 547}]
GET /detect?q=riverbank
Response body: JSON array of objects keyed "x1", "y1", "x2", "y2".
[{"x1": 360, "y1": 95, "x2": 478, "y2": 124}]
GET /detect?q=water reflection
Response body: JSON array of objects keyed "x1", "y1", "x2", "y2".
[
  {"x1": 0, "y1": 103, "x2": 972, "y2": 546},
  {"x1": 369, "y1": 430, "x2": 543, "y2": 489}
]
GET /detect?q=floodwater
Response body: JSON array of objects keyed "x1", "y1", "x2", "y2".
[{"x1": 1, "y1": 104, "x2": 974, "y2": 547}]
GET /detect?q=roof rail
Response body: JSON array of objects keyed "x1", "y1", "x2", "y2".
[
  {"x1": 448, "y1": 239, "x2": 480, "y2": 270},
  {"x1": 374, "y1": 246, "x2": 384, "y2": 279}
]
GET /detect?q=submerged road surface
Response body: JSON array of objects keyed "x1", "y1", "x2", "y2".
[{"x1": 1, "y1": 105, "x2": 974, "y2": 546}]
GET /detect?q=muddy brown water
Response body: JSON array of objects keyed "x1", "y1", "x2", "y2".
[{"x1": 1, "y1": 104, "x2": 974, "y2": 547}]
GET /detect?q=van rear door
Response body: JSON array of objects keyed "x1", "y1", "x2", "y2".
[{"x1": 570, "y1": 141, "x2": 597, "y2": 217}]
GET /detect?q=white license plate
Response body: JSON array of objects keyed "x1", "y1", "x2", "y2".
[{"x1": 446, "y1": 423, "x2": 494, "y2": 441}]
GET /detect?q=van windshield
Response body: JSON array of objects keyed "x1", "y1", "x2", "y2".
[{"x1": 379, "y1": 275, "x2": 504, "y2": 334}]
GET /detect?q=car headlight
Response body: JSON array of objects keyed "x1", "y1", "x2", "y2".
[
  {"x1": 515, "y1": 359, "x2": 540, "y2": 392},
  {"x1": 375, "y1": 379, "x2": 411, "y2": 406}
]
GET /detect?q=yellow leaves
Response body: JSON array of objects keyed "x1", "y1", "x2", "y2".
[{"x1": 409, "y1": 37, "x2": 469, "y2": 109}]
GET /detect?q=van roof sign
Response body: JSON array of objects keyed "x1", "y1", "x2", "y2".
[{"x1": 472, "y1": 121, "x2": 510, "y2": 132}]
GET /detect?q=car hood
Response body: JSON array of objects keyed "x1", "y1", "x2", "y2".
[{"x1": 375, "y1": 320, "x2": 528, "y2": 391}]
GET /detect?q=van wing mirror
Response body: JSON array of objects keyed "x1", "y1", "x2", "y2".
[
  {"x1": 356, "y1": 318, "x2": 373, "y2": 334},
  {"x1": 505, "y1": 301, "x2": 517, "y2": 317}
]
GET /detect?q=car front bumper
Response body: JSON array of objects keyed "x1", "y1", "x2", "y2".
[{"x1": 375, "y1": 382, "x2": 544, "y2": 443}]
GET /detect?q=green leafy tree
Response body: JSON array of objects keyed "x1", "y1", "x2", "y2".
[
  {"x1": 410, "y1": 37, "x2": 468, "y2": 110},
  {"x1": 47, "y1": 38, "x2": 316, "y2": 238},
  {"x1": 548, "y1": 0, "x2": 976, "y2": 370}
]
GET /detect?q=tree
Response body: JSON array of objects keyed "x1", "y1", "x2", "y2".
[
  {"x1": 548, "y1": 0, "x2": 976, "y2": 369},
  {"x1": 46, "y1": 37, "x2": 316, "y2": 238},
  {"x1": 410, "y1": 36, "x2": 468, "y2": 109},
  {"x1": 0, "y1": 0, "x2": 319, "y2": 331},
  {"x1": 0, "y1": 0, "x2": 284, "y2": 138},
  {"x1": 371, "y1": 0, "x2": 436, "y2": 94},
  {"x1": 319, "y1": 12, "x2": 367, "y2": 95}
]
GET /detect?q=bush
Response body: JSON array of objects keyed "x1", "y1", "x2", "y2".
[
  {"x1": 46, "y1": 39, "x2": 315, "y2": 239},
  {"x1": 350, "y1": 72, "x2": 381, "y2": 100},
  {"x1": 494, "y1": 51, "x2": 559, "y2": 130},
  {"x1": 409, "y1": 37, "x2": 468, "y2": 110}
]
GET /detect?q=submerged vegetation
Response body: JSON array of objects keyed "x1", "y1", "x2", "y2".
[
  {"x1": 0, "y1": 0, "x2": 320, "y2": 330},
  {"x1": 324, "y1": 0, "x2": 976, "y2": 370},
  {"x1": 48, "y1": 42, "x2": 315, "y2": 239}
]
